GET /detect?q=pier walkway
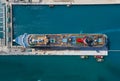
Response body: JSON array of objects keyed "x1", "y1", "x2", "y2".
[
  {"x1": 5, "y1": 3, "x2": 13, "y2": 48},
  {"x1": 6, "y1": 0, "x2": 120, "y2": 5}
]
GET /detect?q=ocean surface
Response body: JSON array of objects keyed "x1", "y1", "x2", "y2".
[{"x1": 0, "y1": 5, "x2": 120, "y2": 81}]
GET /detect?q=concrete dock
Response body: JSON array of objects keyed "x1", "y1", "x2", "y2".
[{"x1": 6, "y1": 0, "x2": 120, "y2": 5}]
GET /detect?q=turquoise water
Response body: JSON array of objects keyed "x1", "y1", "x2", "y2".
[{"x1": 0, "y1": 5, "x2": 120, "y2": 81}]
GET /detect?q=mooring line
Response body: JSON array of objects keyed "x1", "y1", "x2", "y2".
[{"x1": 108, "y1": 50, "x2": 120, "y2": 52}]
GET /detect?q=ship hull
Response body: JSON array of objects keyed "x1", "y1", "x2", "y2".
[{"x1": 14, "y1": 33, "x2": 108, "y2": 50}]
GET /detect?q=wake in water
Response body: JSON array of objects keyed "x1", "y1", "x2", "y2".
[
  {"x1": 97, "y1": 28, "x2": 120, "y2": 34},
  {"x1": 96, "y1": 28, "x2": 120, "y2": 50}
]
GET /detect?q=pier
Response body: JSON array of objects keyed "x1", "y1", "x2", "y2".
[
  {"x1": 5, "y1": 0, "x2": 120, "y2": 5},
  {"x1": 6, "y1": 3, "x2": 13, "y2": 47}
]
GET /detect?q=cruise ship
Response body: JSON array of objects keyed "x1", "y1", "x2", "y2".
[{"x1": 13, "y1": 33, "x2": 107, "y2": 50}]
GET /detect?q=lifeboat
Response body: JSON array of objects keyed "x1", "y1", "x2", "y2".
[{"x1": 94, "y1": 55, "x2": 104, "y2": 62}]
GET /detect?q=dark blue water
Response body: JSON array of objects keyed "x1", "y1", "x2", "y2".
[{"x1": 0, "y1": 5, "x2": 120, "y2": 81}]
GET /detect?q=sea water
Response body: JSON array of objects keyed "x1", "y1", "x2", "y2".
[{"x1": 0, "y1": 5, "x2": 120, "y2": 81}]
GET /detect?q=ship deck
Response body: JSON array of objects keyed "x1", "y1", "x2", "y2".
[{"x1": 28, "y1": 34, "x2": 107, "y2": 48}]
